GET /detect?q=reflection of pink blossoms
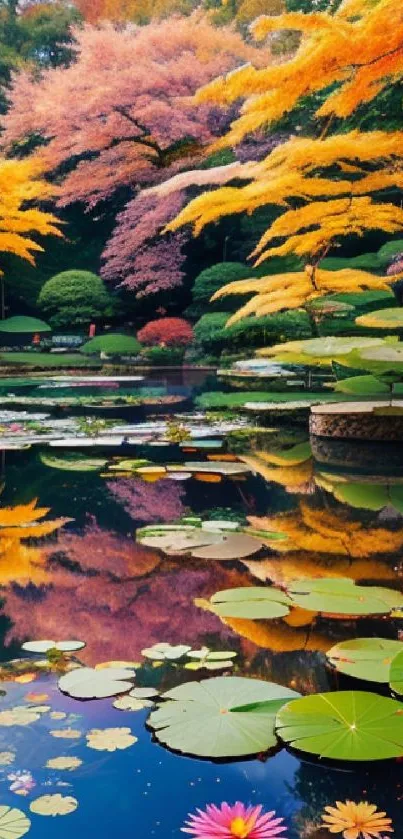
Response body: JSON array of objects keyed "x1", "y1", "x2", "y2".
[
  {"x1": 182, "y1": 803, "x2": 287, "y2": 838},
  {"x1": 8, "y1": 770, "x2": 36, "y2": 796},
  {"x1": 108, "y1": 478, "x2": 185, "y2": 523}
]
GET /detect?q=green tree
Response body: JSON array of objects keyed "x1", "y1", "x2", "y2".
[
  {"x1": 0, "y1": 0, "x2": 80, "y2": 113},
  {"x1": 37, "y1": 269, "x2": 116, "y2": 329}
]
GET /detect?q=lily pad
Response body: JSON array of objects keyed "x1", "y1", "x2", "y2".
[
  {"x1": 137, "y1": 526, "x2": 223, "y2": 555},
  {"x1": 191, "y1": 533, "x2": 263, "y2": 561},
  {"x1": 287, "y1": 578, "x2": 403, "y2": 616},
  {"x1": 326, "y1": 638, "x2": 403, "y2": 682},
  {"x1": 185, "y1": 648, "x2": 237, "y2": 671},
  {"x1": 208, "y1": 587, "x2": 292, "y2": 619},
  {"x1": 169, "y1": 462, "x2": 251, "y2": 476},
  {"x1": 141, "y1": 643, "x2": 191, "y2": 661},
  {"x1": 58, "y1": 666, "x2": 135, "y2": 699},
  {"x1": 275, "y1": 691, "x2": 403, "y2": 760},
  {"x1": 356, "y1": 308, "x2": 403, "y2": 328},
  {"x1": 0, "y1": 806, "x2": 31, "y2": 838},
  {"x1": 389, "y1": 650, "x2": 403, "y2": 697},
  {"x1": 22, "y1": 640, "x2": 85, "y2": 654},
  {"x1": 148, "y1": 676, "x2": 300, "y2": 758}
]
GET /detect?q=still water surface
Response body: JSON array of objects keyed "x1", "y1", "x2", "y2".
[{"x1": 0, "y1": 373, "x2": 402, "y2": 838}]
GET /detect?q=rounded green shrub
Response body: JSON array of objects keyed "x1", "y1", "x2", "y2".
[
  {"x1": 38, "y1": 270, "x2": 115, "y2": 328},
  {"x1": 80, "y1": 333, "x2": 141, "y2": 356},
  {"x1": 194, "y1": 310, "x2": 312, "y2": 353}
]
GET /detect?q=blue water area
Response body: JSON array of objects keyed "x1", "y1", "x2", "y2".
[{"x1": 0, "y1": 372, "x2": 402, "y2": 837}]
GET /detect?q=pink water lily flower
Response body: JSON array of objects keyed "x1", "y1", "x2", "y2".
[
  {"x1": 7, "y1": 770, "x2": 36, "y2": 796},
  {"x1": 182, "y1": 801, "x2": 287, "y2": 838}
]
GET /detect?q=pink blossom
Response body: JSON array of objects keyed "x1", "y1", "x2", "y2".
[
  {"x1": 8, "y1": 771, "x2": 36, "y2": 796},
  {"x1": 182, "y1": 802, "x2": 288, "y2": 839}
]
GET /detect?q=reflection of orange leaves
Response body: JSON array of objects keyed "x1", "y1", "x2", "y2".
[
  {"x1": 244, "y1": 553, "x2": 396, "y2": 586},
  {"x1": 194, "y1": 473, "x2": 222, "y2": 483},
  {"x1": 0, "y1": 499, "x2": 71, "y2": 585},
  {"x1": 241, "y1": 454, "x2": 313, "y2": 494},
  {"x1": 222, "y1": 616, "x2": 330, "y2": 653},
  {"x1": 0, "y1": 500, "x2": 52, "y2": 527},
  {"x1": 24, "y1": 693, "x2": 49, "y2": 703},
  {"x1": 14, "y1": 673, "x2": 37, "y2": 684},
  {"x1": 248, "y1": 503, "x2": 403, "y2": 558}
]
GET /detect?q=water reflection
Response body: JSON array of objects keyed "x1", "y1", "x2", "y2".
[{"x1": 0, "y1": 420, "x2": 401, "y2": 837}]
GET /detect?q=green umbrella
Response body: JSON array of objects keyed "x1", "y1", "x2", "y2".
[{"x1": 0, "y1": 316, "x2": 51, "y2": 333}]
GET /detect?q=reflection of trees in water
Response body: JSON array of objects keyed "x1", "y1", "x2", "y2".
[
  {"x1": 249, "y1": 502, "x2": 403, "y2": 559},
  {"x1": 288, "y1": 757, "x2": 403, "y2": 838},
  {"x1": 107, "y1": 478, "x2": 186, "y2": 524},
  {"x1": 0, "y1": 499, "x2": 70, "y2": 585},
  {"x1": 3, "y1": 519, "x2": 249, "y2": 666}
]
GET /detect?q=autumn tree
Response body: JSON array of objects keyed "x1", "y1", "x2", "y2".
[
  {"x1": 162, "y1": 0, "x2": 403, "y2": 321},
  {"x1": 2, "y1": 15, "x2": 268, "y2": 296},
  {"x1": 0, "y1": 156, "x2": 61, "y2": 315}
]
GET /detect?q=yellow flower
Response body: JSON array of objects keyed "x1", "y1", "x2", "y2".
[
  {"x1": 86, "y1": 727, "x2": 137, "y2": 752},
  {"x1": 30, "y1": 794, "x2": 78, "y2": 817},
  {"x1": 322, "y1": 800, "x2": 393, "y2": 839},
  {"x1": 45, "y1": 757, "x2": 82, "y2": 771}
]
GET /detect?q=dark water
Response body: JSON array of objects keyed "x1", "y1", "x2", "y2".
[{"x1": 0, "y1": 373, "x2": 402, "y2": 838}]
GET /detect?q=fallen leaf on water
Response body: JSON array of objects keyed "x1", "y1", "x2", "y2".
[{"x1": 30, "y1": 794, "x2": 78, "y2": 817}]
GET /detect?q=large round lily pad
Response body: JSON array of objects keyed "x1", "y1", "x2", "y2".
[
  {"x1": 287, "y1": 578, "x2": 403, "y2": 616},
  {"x1": 148, "y1": 676, "x2": 299, "y2": 758},
  {"x1": 137, "y1": 526, "x2": 224, "y2": 555},
  {"x1": 356, "y1": 308, "x2": 403, "y2": 329},
  {"x1": 58, "y1": 666, "x2": 135, "y2": 699},
  {"x1": 276, "y1": 691, "x2": 403, "y2": 760},
  {"x1": 326, "y1": 638, "x2": 403, "y2": 683},
  {"x1": 389, "y1": 650, "x2": 403, "y2": 697},
  {"x1": 209, "y1": 587, "x2": 291, "y2": 619}
]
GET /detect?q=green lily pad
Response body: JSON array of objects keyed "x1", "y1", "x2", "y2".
[
  {"x1": 326, "y1": 638, "x2": 403, "y2": 682},
  {"x1": 137, "y1": 526, "x2": 224, "y2": 555},
  {"x1": 148, "y1": 676, "x2": 300, "y2": 758},
  {"x1": 209, "y1": 587, "x2": 292, "y2": 619},
  {"x1": 185, "y1": 648, "x2": 237, "y2": 671},
  {"x1": 58, "y1": 666, "x2": 135, "y2": 699},
  {"x1": 389, "y1": 650, "x2": 403, "y2": 697},
  {"x1": 275, "y1": 691, "x2": 403, "y2": 760},
  {"x1": 23, "y1": 640, "x2": 85, "y2": 654},
  {"x1": 40, "y1": 453, "x2": 107, "y2": 472},
  {"x1": 141, "y1": 643, "x2": 191, "y2": 661},
  {"x1": 356, "y1": 308, "x2": 403, "y2": 328},
  {"x1": 333, "y1": 375, "x2": 390, "y2": 395},
  {"x1": 0, "y1": 806, "x2": 31, "y2": 838},
  {"x1": 287, "y1": 578, "x2": 403, "y2": 616}
]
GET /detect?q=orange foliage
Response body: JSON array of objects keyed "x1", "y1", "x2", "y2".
[{"x1": 248, "y1": 503, "x2": 403, "y2": 558}]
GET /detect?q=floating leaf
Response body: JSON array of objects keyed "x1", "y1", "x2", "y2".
[
  {"x1": 148, "y1": 676, "x2": 299, "y2": 758},
  {"x1": 29, "y1": 795, "x2": 78, "y2": 817},
  {"x1": 0, "y1": 806, "x2": 30, "y2": 838},
  {"x1": 0, "y1": 708, "x2": 40, "y2": 727},
  {"x1": 0, "y1": 753, "x2": 15, "y2": 766},
  {"x1": 326, "y1": 638, "x2": 403, "y2": 682},
  {"x1": 129, "y1": 687, "x2": 159, "y2": 699},
  {"x1": 50, "y1": 729, "x2": 81, "y2": 739},
  {"x1": 137, "y1": 526, "x2": 223, "y2": 555},
  {"x1": 112, "y1": 696, "x2": 149, "y2": 711},
  {"x1": 276, "y1": 691, "x2": 403, "y2": 761},
  {"x1": 208, "y1": 587, "x2": 291, "y2": 619},
  {"x1": 389, "y1": 650, "x2": 403, "y2": 697},
  {"x1": 45, "y1": 757, "x2": 82, "y2": 771},
  {"x1": 287, "y1": 578, "x2": 403, "y2": 616},
  {"x1": 191, "y1": 533, "x2": 264, "y2": 561},
  {"x1": 356, "y1": 308, "x2": 403, "y2": 328},
  {"x1": 141, "y1": 643, "x2": 191, "y2": 661},
  {"x1": 94, "y1": 661, "x2": 139, "y2": 671},
  {"x1": 58, "y1": 667, "x2": 134, "y2": 699},
  {"x1": 86, "y1": 727, "x2": 137, "y2": 752},
  {"x1": 22, "y1": 640, "x2": 85, "y2": 654},
  {"x1": 185, "y1": 648, "x2": 237, "y2": 671}
]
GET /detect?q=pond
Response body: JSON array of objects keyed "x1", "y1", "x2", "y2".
[{"x1": 0, "y1": 372, "x2": 402, "y2": 839}]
